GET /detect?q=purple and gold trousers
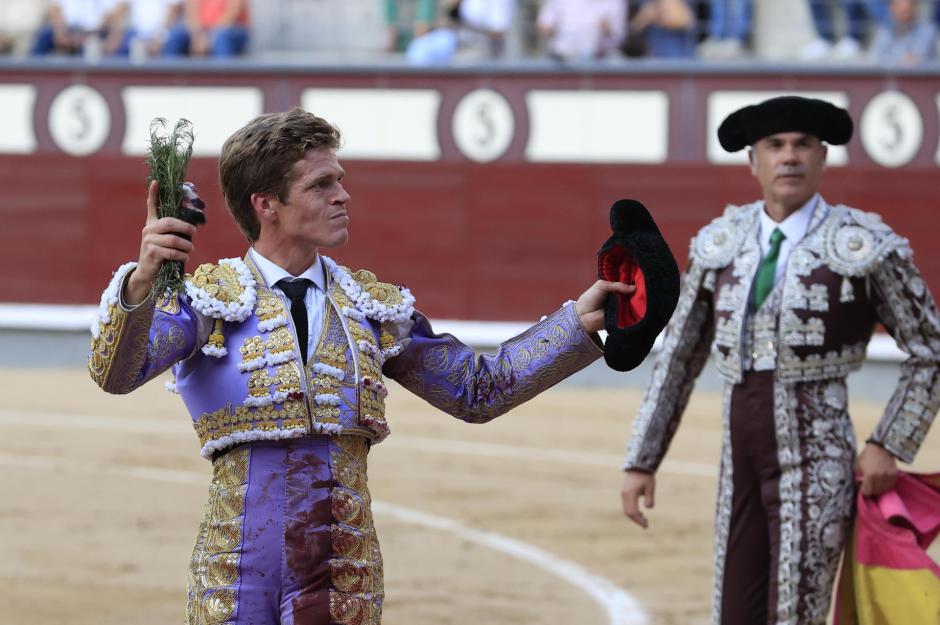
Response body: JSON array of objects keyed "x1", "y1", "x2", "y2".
[{"x1": 187, "y1": 435, "x2": 382, "y2": 625}]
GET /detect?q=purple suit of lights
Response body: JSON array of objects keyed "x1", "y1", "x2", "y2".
[{"x1": 90, "y1": 252, "x2": 603, "y2": 625}]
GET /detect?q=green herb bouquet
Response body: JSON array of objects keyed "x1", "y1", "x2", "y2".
[{"x1": 146, "y1": 118, "x2": 204, "y2": 297}]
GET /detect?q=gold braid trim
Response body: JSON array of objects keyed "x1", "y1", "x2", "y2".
[{"x1": 89, "y1": 300, "x2": 155, "y2": 394}]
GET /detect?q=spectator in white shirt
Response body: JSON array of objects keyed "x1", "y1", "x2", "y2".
[
  {"x1": 32, "y1": 0, "x2": 120, "y2": 56},
  {"x1": 538, "y1": 0, "x2": 627, "y2": 61},
  {"x1": 107, "y1": 0, "x2": 183, "y2": 58},
  {"x1": 407, "y1": 0, "x2": 515, "y2": 65}
]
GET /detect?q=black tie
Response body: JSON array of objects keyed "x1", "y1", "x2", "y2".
[{"x1": 276, "y1": 279, "x2": 312, "y2": 366}]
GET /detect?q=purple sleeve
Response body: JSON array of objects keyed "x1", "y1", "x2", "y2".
[
  {"x1": 382, "y1": 303, "x2": 602, "y2": 423},
  {"x1": 89, "y1": 269, "x2": 200, "y2": 394}
]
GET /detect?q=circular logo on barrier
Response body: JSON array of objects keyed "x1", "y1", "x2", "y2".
[
  {"x1": 860, "y1": 90, "x2": 923, "y2": 168},
  {"x1": 49, "y1": 84, "x2": 111, "y2": 156},
  {"x1": 452, "y1": 88, "x2": 514, "y2": 163}
]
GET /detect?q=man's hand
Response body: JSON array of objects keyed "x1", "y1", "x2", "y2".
[
  {"x1": 575, "y1": 280, "x2": 636, "y2": 332},
  {"x1": 856, "y1": 442, "x2": 898, "y2": 497},
  {"x1": 621, "y1": 470, "x2": 655, "y2": 529},
  {"x1": 123, "y1": 180, "x2": 197, "y2": 306}
]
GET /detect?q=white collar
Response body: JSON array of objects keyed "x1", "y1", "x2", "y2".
[
  {"x1": 758, "y1": 194, "x2": 819, "y2": 248},
  {"x1": 248, "y1": 248, "x2": 326, "y2": 292}
]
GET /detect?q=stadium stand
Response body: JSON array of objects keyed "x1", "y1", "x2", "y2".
[{"x1": 6, "y1": 0, "x2": 940, "y2": 63}]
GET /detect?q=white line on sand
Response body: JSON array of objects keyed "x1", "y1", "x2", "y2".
[
  {"x1": 0, "y1": 451, "x2": 648, "y2": 625},
  {"x1": 0, "y1": 408, "x2": 717, "y2": 478},
  {"x1": 373, "y1": 501, "x2": 649, "y2": 625}
]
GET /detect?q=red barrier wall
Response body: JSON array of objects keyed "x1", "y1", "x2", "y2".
[{"x1": 1, "y1": 63, "x2": 938, "y2": 320}]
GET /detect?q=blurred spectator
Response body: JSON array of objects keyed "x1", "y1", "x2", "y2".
[
  {"x1": 697, "y1": 0, "x2": 752, "y2": 59},
  {"x1": 631, "y1": 0, "x2": 696, "y2": 58},
  {"x1": 32, "y1": 0, "x2": 120, "y2": 57},
  {"x1": 537, "y1": 0, "x2": 626, "y2": 61},
  {"x1": 406, "y1": 0, "x2": 514, "y2": 65},
  {"x1": 869, "y1": 0, "x2": 936, "y2": 65},
  {"x1": 163, "y1": 0, "x2": 248, "y2": 57},
  {"x1": 802, "y1": 0, "x2": 871, "y2": 59},
  {"x1": 0, "y1": 0, "x2": 49, "y2": 56},
  {"x1": 384, "y1": 0, "x2": 438, "y2": 52},
  {"x1": 107, "y1": 0, "x2": 183, "y2": 58}
]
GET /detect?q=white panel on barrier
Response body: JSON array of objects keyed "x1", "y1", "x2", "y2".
[
  {"x1": 707, "y1": 91, "x2": 849, "y2": 166},
  {"x1": 122, "y1": 87, "x2": 264, "y2": 156},
  {"x1": 525, "y1": 91, "x2": 669, "y2": 164},
  {"x1": 0, "y1": 85, "x2": 37, "y2": 154},
  {"x1": 302, "y1": 89, "x2": 441, "y2": 161}
]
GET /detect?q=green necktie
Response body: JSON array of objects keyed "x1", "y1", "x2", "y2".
[{"x1": 753, "y1": 228, "x2": 785, "y2": 309}]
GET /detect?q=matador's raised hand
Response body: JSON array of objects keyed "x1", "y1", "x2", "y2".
[{"x1": 124, "y1": 180, "x2": 200, "y2": 305}]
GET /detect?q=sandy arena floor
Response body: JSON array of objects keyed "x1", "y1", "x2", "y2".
[{"x1": 1, "y1": 367, "x2": 937, "y2": 625}]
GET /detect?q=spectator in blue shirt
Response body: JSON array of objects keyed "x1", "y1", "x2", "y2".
[
  {"x1": 869, "y1": 0, "x2": 936, "y2": 65},
  {"x1": 697, "y1": 0, "x2": 751, "y2": 59},
  {"x1": 802, "y1": 0, "x2": 872, "y2": 59}
]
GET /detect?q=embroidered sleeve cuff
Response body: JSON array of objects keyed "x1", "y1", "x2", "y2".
[
  {"x1": 562, "y1": 300, "x2": 604, "y2": 354},
  {"x1": 89, "y1": 269, "x2": 156, "y2": 394}
]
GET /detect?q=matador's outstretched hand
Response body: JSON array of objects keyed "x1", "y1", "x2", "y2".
[{"x1": 575, "y1": 280, "x2": 636, "y2": 332}]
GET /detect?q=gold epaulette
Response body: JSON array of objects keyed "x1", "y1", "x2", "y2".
[{"x1": 347, "y1": 268, "x2": 408, "y2": 309}]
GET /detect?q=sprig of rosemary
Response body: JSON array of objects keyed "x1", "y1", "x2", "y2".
[{"x1": 146, "y1": 117, "x2": 194, "y2": 297}]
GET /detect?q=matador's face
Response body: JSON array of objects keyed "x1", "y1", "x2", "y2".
[
  {"x1": 267, "y1": 148, "x2": 351, "y2": 250},
  {"x1": 749, "y1": 132, "x2": 827, "y2": 212}
]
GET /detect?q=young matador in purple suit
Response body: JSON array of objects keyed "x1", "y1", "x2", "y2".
[{"x1": 89, "y1": 108, "x2": 643, "y2": 625}]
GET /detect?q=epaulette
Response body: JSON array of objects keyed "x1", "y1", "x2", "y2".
[
  {"x1": 322, "y1": 257, "x2": 415, "y2": 323},
  {"x1": 184, "y1": 257, "x2": 258, "y2": 358},
  {"x1": 821, "y1": 205, "x2": 912, "y2": 277},
  {"x1": 689, "y1": 202, "x2": 760, "y2": 269}
]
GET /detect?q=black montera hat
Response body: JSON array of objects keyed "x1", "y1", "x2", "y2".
[
  {"x1": 597, "y1": 199, "x2": 680, "y2": 372},
  {"x1": 717, "y1": 95, "x2": 854, "y2": 152}
]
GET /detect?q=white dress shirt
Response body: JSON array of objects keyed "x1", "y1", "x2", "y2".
[
  {"x1": 757, "y1": 193, "x2": 819, "y2": 288},
  {"x1": 249, "y1": 248, "x2": 327, "y2": 364}
]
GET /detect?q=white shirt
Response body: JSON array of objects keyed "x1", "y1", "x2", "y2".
[
  {"x1": 757, "y1": 194, "x2": 819, "y2": 287},
  {"x1": 124, "y1": 0, "x2": 181, "y2": 36},
  {"x1": 459, "y1": 0, "x2": 515, "y2": 32},
  {"x1": 538, "y1": 0, "x2": 627, "y2": 60},
  {"x1": 249, "y1": 248, "x2": 327, "y2": 364},
  {"x1": 56, "y1": 0, "x2": 119, "y2": 30}
]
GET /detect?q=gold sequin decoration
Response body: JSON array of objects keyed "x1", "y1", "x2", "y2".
[
  {"x1": 327, "y1": 435, "x2": 382, "y2": 624},
  {"x1": 187, "y1": 447, "x2": 249, "y2": 625},
  {"x1": 239, "y1": 336, "x2": 265, "y2": 362},
  {"x1": 274, "y1": 364, "x2": 300, "y2": 395},
  {"x1": 320, "y1": 342, "x2": 348, "y2": 371},
  {"x1": 194, "y1": 402, "x2": 307, "y2": 448},
  {"x1": 247, "y1": 369, "x2": 275, "y2": 397},
  {"x1": 190, "y1": 263, "x2": 244, "y2": 304},
  {"x1": 254, "y1": 296, "x2": 285, "y2": 323},
  {"x1": 265, "y1": 327, "x2": 294, "y2": 355}
]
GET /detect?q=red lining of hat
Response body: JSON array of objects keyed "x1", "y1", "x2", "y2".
[{"x1": 598, "y1": 244, "x2": 647, "y2": 328}]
